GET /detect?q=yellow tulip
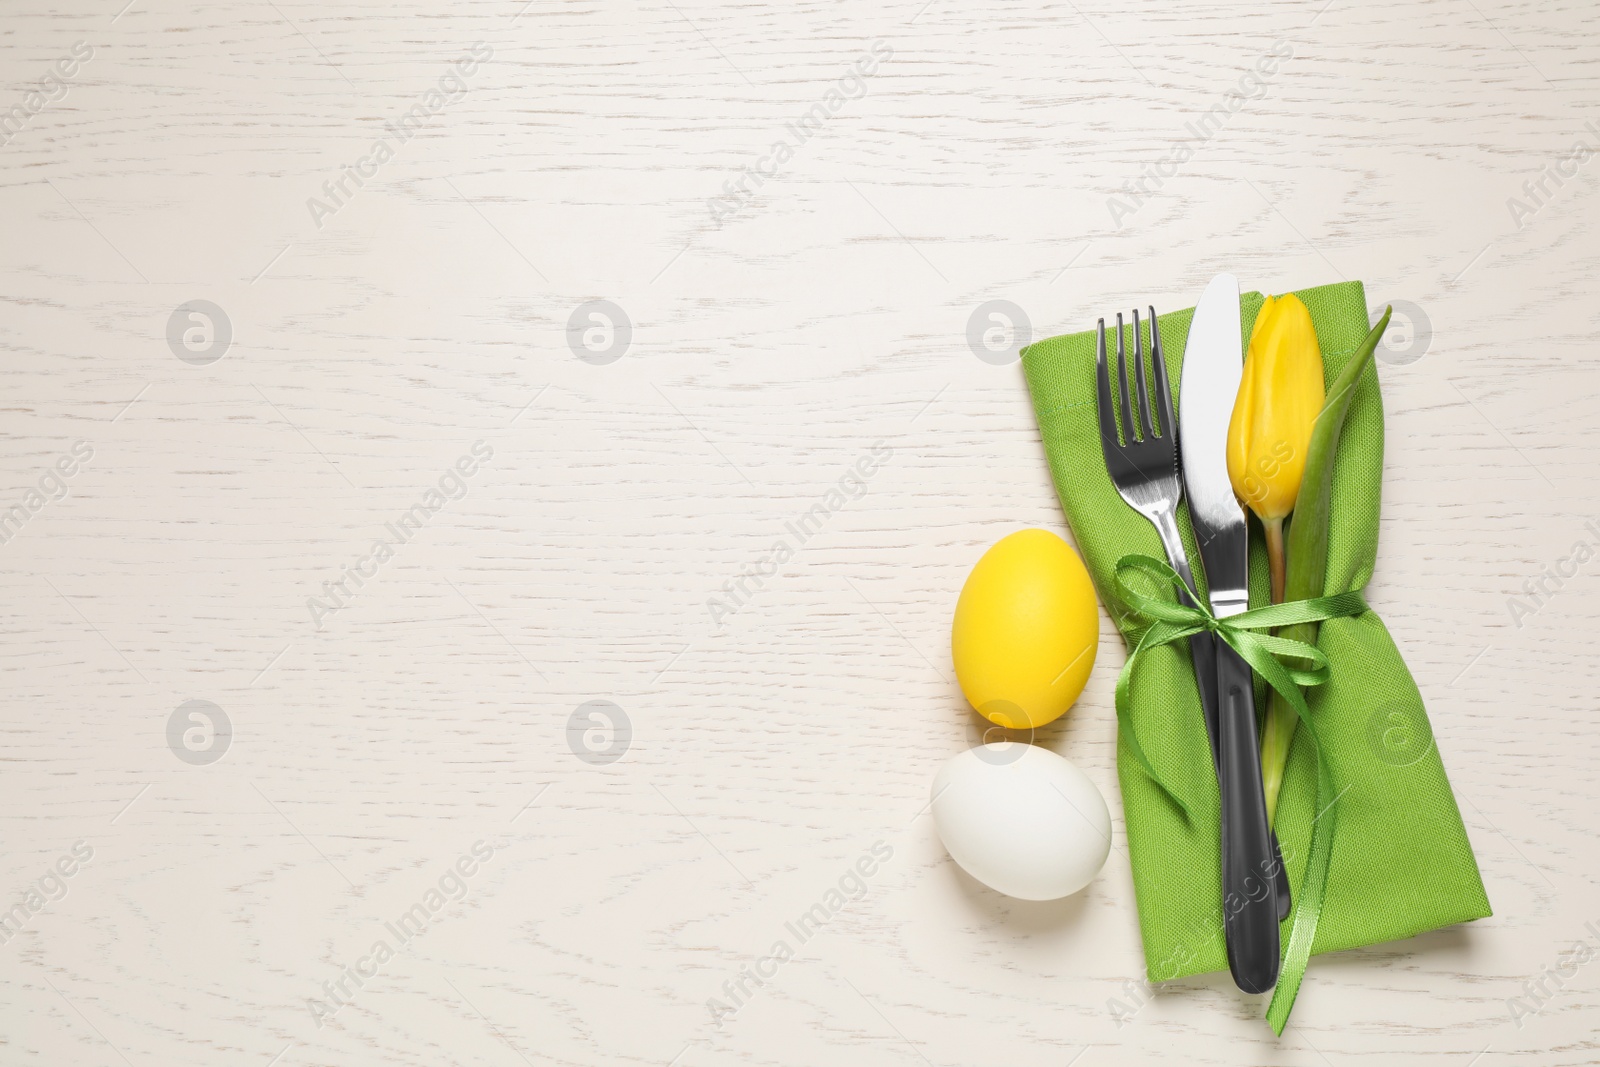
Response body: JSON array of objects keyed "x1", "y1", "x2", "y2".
[{"x1": 1226, "y1": 293, "x2": 1325, "y2": 602}]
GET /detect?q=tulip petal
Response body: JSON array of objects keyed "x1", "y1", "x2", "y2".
[{"x1": 1226, "y1": 293, "x2": 1326, "y2": 523}]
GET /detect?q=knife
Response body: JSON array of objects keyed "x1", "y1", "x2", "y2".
[{"x1": 1179, "y1": 273, "x2": 1281, "y2": 994}]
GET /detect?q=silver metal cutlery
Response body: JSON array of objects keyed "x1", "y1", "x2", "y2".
[
  {"x1": 1094, "y1": 288, "x2": 1285, "y2": 994},
  {"x1": 1094, "y1": 309, "x2": 1196, "y2": 610},
  {"x1": 1179, "y1": 273, "x2": 1281, "y2": 993}
]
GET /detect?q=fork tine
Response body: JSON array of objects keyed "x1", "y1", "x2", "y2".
[
  {"x1": 1115, "y1": 312, "x2": 1136, "y2": 443},
  {"x1": 1148, "y1": 306, "x2": 1174, "y2": 441},
  {"x1": 1095, "y1": 318, "x2": 1120, "y2": 447},
  {"x1": 1132, "y1": 308, "x2": 1155, "y2": 441}
]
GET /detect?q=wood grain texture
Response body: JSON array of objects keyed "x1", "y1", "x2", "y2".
[{"x1": 2, "y1": 0, "x2": 1599, "y2": 1063}]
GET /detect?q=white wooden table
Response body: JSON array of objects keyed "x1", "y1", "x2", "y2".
[{"x1": 3, "y1": 0, "x2": 1598, "y2": 1063}]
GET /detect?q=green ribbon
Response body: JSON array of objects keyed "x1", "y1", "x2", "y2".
[{"x1": 1110, "y1": 553, "x2": 1367, "y2": 1034}]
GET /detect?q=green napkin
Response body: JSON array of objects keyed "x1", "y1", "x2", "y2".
[{"x1": 1020, "y1": 280, "x2": 1490, "y2": 1022}]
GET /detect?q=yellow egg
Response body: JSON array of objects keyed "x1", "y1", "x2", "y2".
[{"x1": 951, "y1": 528, "x2": 1099, "y2": 730}]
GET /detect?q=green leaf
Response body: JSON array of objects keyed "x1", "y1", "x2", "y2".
[{"x1": 1263, "y1": 306, "x2": 1391, "y2": 825}]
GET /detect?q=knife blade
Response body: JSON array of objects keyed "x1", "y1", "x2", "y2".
[
  {"x1": 1180, "y1": 274, "x2": 1250, "y2": 614},
  {"x1": 1179, "y1": 273, "x2": 1281, "y2": 994}
]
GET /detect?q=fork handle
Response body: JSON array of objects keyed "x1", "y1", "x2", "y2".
[{"x1": 1216, "y1": 641, "x2": 1281, "y2": 994}]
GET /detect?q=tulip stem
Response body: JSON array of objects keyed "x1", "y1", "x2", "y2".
[
  {"x1": 1263, "y1": 516, "x2": 1287, "y2": 605},
  {"x1": 1262, "y1": 689, "x2": 1292, "y2": 824},
  {"x1": 1261, "y1": 516, "x2": 1288, "y2": 823}
]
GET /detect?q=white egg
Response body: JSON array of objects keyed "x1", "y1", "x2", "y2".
[{"x1": 931, "y1": 743, "x2": 1112, "y2": 901}]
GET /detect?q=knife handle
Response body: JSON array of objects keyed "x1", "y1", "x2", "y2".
[
  {"x1": 1185, "y1": 623, "x2": 1292, "y2": 921},
  {"x1": 1150, "y1": 510, "x2": 1292, "y2": 921},
  {"x1": 1215, "y1": 640, "x2": 1281, "y2": 994}
]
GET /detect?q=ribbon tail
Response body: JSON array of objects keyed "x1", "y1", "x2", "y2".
[
  {"x1": 1212, "y1": 625, "x2": 1346, "y2": 1035},
  {"x1": 1110, "y1": 550, "x2": 1370, "y2": 1032},
  {"x1": 1114, "y1": 626, "x2": 1197, "y2": 823},
  {"x1": 1266, "y1": 763, "x2": 1337, "y2": 1034}
]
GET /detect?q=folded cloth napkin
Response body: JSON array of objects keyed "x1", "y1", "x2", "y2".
[{"x1": 1020, "y1": 280, "x2": 1490, "y2": 1025}]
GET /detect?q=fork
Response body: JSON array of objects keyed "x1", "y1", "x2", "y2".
[
  {"x1": 1094, "y1": 309, "x2": 1291, "y2": 919},
  {"x1": 1094, "y1": 308, "x2": 1205, "y2": 636}
]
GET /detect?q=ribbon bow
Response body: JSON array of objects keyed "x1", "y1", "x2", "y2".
[{"x1": 1110, "y1": 553, "x2": 1367, "y2": 1033}]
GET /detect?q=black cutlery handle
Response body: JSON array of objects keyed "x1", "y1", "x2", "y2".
[
  {"x1": 1186, "y1": 624, "x2": 1292, "y2": 921},
  {"x1": 1216, "y1": 640, "x2": 1281, "y2": 994},
  {"x1": 1269, "y1": 826, "x2": 1291, "y2": 922},
  {"x1": 1184, "y1": 628, "x2": 1222, "y2": 770},
  {"x1": 1158, "y1": 521, "x2": 1290, "y2": 922}
]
